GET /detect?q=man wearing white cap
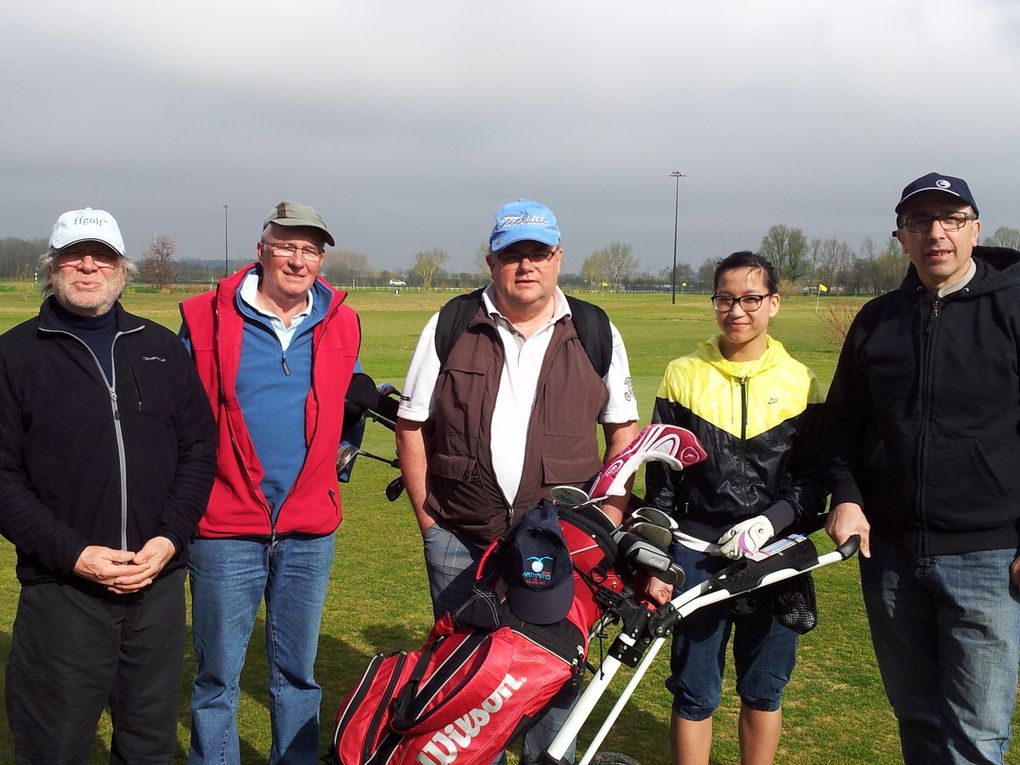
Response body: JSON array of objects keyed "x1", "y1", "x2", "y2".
[
  {"x1": 0, "y1": 208, "x2": 218, "y2": 763},
  {"x1": 396, "y1": 199, "x2": 639, "y2": 764}
]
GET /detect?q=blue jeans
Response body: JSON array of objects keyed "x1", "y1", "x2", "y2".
[
  {"x1": 667, "y1": 543, "x2": 798, "y2": 720},
  {"x1": 860, "y1": 538, "x2": 1020, "y2": 765},
  {"x1": 422, "y1": 521, "x2": 577, "y2": 765},
  {"x1": 188, "y1": 534, "x2": 335, "y2": 765}
]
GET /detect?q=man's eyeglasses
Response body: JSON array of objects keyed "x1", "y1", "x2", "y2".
[
  {"x1": 710, "y1": 293, "x2": 771, "y2": 312},
  {"x1": 900, "y1": 213, "x2": 977, "y2": 234},
  {"x1": 56, "y1": 252, "x2": 120, "y2": 270},
  {"x1": 498, "y1": 247, "x2": 559, "y2": 267},
  {"x1": 263, "y1": 240, "x2": 324, "y2": 261}
]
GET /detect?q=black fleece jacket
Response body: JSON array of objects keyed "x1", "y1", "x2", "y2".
[
  {"x1": 0, "y1": 298, "x2": 217, "y2": 585},
  {"x1": 827, "y1": 247, "x2": 1020, "y2": 556}
]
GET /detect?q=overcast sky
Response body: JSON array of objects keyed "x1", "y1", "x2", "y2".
[{"x1": 3, "y1": 1, "x2": 1018, "y2": 273}]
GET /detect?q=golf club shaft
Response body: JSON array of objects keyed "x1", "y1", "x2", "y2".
[{"x1": 357, "y1": 449, "x2": 399, "y2": 468}]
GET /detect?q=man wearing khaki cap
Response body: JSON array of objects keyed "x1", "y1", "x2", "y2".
[
  {"x1": 0, "y1": 208, "x2": 217, "y2": 763},
  {"x1": 180, "y1": 201, "x2": 361, "y2": 764}
]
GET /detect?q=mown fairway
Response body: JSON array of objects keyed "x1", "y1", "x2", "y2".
[{"x1": 0, "y1": 285, "x2": 1016, "y2": 764}]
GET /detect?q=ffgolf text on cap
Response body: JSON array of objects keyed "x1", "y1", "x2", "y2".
[
  {"x1": 264, "y1": 201, "x2": 335, "y2": 247},
  {"x1": 895, "y1": 172, "x2": 979, "y2": 217},
  {"x1": 489, "y1": 199, "x2": 560, "y2": 253},
  {"x1": 49, "y1": 208, "x2": 126, "y2": 258}
]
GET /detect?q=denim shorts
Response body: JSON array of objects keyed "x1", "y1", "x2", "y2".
[{"x1": 666, "y1": 542, "x2": 798, "y2": 720}]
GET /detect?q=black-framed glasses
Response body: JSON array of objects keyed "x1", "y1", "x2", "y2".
[
  {"x1": 498, "y1": 246, "x2": 559, "y2": 267},
  {"x1": 710, "y1": 293, "x2": 771, "y2": 312},
  {"x1": 263, "y1": 240, "x2": 324, "y2": 261},
  {"x1": 900, "y1": 213, "x2": 977, "y2": 234}
]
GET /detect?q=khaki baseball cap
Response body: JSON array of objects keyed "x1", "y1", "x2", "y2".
[{"x1": 263, "y1": 201, "x2": 335, "y2": 246}]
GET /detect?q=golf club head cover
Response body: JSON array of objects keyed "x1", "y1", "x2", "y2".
[
  {"x1": 717, "y1": 515, "x2": 775, "y2": 559},
  {"x1": 589, "y1": 424, "x2": 709, "y2": 499}
]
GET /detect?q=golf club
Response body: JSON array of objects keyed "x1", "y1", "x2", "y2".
[
  {"x1": 336, "y1": 444, "x2": 399, "y2": 474},
  {"x1": 629, "y1": 506, "x2": 678, "y2": 530}
]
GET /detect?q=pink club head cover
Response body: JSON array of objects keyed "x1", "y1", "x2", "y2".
[{"x1": 588, "y1": 424, "x2": 708, "y2": 500}]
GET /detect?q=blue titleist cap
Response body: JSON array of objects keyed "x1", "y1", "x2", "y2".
[
  {"x1": 895, "y1": 172, "x2": 979, "y2": 217},
  {"x1": 489, "y1": 199, "x2": 560, "y2": 252}
]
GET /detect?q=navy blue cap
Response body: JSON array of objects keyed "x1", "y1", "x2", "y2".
[
  {"x1": 895, "y1": 172, "x2": 979, "y2": 217},
  {"x1": 506, "y1": 504, "x2": 574, "y2": 625}
]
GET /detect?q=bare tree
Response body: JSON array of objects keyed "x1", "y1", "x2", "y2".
[
  {"x1": 0, "y1": 237, "x2": 48, "y2": 281},
  {"x1": 139, "y1": 234, "x2": 177, "y2": 291},
  {"x1": 814, "y1": 238, "x2": 855, "y2": 290},
  {"x1": 473, "y1": 243, "x2": 491, "y2": 280},
  {"x1": 585, "y1": 243, "x2": 637, "y2": 288},
  {"x1": 412, "y1": 247, "x2": 448, "y2": 288},
  {"x1": 698, "y1": 257, "x2": 719, "y2": 288},
  {"x1": 759, "y1": 224, "x2": 810, "y2": 286},
  {"x1": 580, "y1": 249, "x2": 611, "y2": 288},
  {"x1": 604, "y1": 243, "x2": 638, "y2": 287},
  {"x1": 984, "y1": 226, "x2": 1020, "y2": 251},
  {"x1": 675, "y1": 262, "x2": 694, "y2": 287},
  {"x1": 322, "y1": 249, "x2": 371, "y2": 286}
]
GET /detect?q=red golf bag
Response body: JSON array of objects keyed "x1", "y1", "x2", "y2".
[{"x1": 326, "y1": 502, "x2": 626, "y2": 765}]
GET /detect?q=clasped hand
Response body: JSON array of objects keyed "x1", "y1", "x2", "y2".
[{"x1": 73, "y1": 537, "x2": 176, "y2": 594}]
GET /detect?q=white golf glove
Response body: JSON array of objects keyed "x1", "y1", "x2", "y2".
[{"x1": 717, "y1": 515, "x2": 774, "y2": 559}]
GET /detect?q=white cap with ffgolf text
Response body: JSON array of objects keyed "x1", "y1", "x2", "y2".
[{"x1": 49, "y1": 208, "x2": 126, "y2": 257}]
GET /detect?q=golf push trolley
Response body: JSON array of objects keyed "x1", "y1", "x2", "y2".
[{"x1": 329, "y1": 415, "x2": 859, "y2": 765}]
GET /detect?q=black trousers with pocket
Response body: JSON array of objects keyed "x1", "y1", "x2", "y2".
[{"x1": 6, "y1": 568, "x2": 186, "y2": 765}]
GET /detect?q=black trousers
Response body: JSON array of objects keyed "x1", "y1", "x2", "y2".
[{"x1": 6, "y1": 568, "x2": 186, "y2": 765}]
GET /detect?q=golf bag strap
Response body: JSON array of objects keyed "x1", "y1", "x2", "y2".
[
  {"x1": 389, "y1": 628, "x2": 517, "y2": 736},
  {"x1": 435, "y1": 289, "x2": 612, "y2": 378}
]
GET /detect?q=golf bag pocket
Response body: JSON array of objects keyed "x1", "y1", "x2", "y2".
[
  {"x1": 772, "y1": 572, "x2": 818, "y2": 634},
  {"x1": 329, "y1": 616, "x2": 575, "y2": 765}
]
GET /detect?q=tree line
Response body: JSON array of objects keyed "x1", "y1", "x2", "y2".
[{"x1": 3, "y1": 224, "x2": 1018, "y2": 295}]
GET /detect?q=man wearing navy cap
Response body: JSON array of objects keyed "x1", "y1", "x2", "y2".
[
  {"x1": 396, "y1": 199, "x2": 639, "y2": 763},
  {"x1": 826, "y1": 173, "x2": 1020, "y2": 764}
]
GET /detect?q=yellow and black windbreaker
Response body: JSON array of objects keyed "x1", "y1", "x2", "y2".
[{"x1": 645, "y1": 335, "x2": 827, "y2": 541}]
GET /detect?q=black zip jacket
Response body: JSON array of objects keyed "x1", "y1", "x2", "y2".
[
  {"x1": 645, "y1": 336, "x2": 827, "y2": 541},
  {"x1": 0, "y1": 298, "x2": 218, "y2": 585},
  {"x1": 827, "y1": 247, "x2": 1020, "y2": 556}
]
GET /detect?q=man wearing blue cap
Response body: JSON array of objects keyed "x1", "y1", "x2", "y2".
[
  {"x1": 396, "y1": 199, "x2": 639, "y2": 764},
  {"x1": 826, "y1": 173, "x2": 1020, "y2": 764}
]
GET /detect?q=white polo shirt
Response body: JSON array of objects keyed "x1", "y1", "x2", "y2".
[{"x1": 398, "y1": 285, "x2": 637, "y2": 506}]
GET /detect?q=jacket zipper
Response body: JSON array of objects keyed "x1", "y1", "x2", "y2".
[
  {"x1": 739, "y1": 376, "x2": 750, "y2": 513},
  {"x1": 39, "y1": 325, "x2": 143, "y2": 550},
  {"x1": 916, "y1": 297, "x2": 942, "y2": 556}
]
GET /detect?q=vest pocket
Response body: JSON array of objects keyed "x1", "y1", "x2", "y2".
[{"x1": 431, "y1": 453, "x2": 479, "y2": 482}]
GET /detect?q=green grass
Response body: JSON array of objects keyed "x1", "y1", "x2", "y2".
[{"x1": 0, "y1": 286, "x2": 1016, "y2": 764}]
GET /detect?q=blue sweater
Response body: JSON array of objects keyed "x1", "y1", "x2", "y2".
[{"x1": 234, "y1": 280, "x2": 332, "y2": 519}]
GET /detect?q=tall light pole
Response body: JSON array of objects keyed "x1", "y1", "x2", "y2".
[
  {"x1": 670, "y1": 171, "x2": 686, "y2": 305},
  {"x1": 223, "y1": 204, "x2": 229, "y2": 278}
]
